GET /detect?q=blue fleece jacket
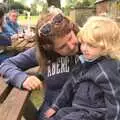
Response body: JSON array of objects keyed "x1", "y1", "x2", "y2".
[
  {"x1": 0, "y1": 47, "x2": 79, "y2": 94},
  {"x1": 0, "y1": 47, "x2": 38, "y2": 87},
  {"x1": 0, "y1": 47, "x2": 79, "y2": 120},
  {"x1": 4, "y1": 19, "x2": 21, "y2": 37}
]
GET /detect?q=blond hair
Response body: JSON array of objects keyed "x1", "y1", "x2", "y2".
[{"x1": 79, "y1": 16, "x2": 120, "y2": 60}]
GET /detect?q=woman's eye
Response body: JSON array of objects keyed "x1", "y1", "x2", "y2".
[{"x1": 81, "y1": 42, "x2": 96, "y2": 48}]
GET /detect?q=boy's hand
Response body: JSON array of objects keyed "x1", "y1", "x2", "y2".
[
  {"x1": 22, "y1": 75, "x2": 43, "y2": 91},
  {"x1": 45, "y1": 108, "x2": 56, "y2": 118}
]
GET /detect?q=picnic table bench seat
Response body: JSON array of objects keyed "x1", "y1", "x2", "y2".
[{"x1": 0, "y1": 76, "x2": 37, "y2": 120}]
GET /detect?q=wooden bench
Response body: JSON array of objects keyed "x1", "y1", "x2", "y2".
[{"x1": 0, "y1": 77, "x2": 38, "y2": 120}]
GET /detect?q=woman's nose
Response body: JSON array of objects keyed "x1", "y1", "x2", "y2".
[{"x1": 67, "y1": 39, "x2": 76, "y2": 50}]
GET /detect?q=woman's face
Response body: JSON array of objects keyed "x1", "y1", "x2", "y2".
[
  {"x1": 38, "y1": 13, "x2": 79, "y2": 56},
  {"x1": 53, "y1": 31, "x2": 79, "y2": 56}
]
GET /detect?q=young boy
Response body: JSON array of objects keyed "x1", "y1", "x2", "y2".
[{"x1": 45, "y1": 16, "x2": 120, "y2": 120}]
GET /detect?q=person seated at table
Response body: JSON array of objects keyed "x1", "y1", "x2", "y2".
[
  {"x1": 4, "y1": 9, "x2": 22, "y2": 37},
  {"x1": 0, "y1": 4, "x2": 16, "y2": 64}
]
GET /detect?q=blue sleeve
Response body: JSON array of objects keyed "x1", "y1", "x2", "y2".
[
  {"x1": 0, "y1": 47, "x2": 38, "y2": 88},
  {"x1": 0, "y1": 33, "x2": 11, "y2": 46},
  {"x1": 3, "y1": 24, "x2": 16, "y2": 37}
]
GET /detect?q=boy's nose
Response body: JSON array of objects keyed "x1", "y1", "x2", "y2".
[{"x1": 81, "y1": 43, "x2": 88, "y2": 51}]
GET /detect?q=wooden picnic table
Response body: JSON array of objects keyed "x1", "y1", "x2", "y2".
[
  {"x1": 0, "y1": 76, "x2": 37, "y2": 120},
  {"x1": 11, "y1": 37, "x2": 36, "y2": 51}
]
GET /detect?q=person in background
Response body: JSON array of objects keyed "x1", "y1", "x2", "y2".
[
  {"x1": 95, "y1": 0, "x2": 109, "y2": 16},
  {"x1": 0, "y1": 3, "x2": 13, "y2": 64},
  {"x1": 0, "y1": 8, "x2": 81, "y2": 120},
  {"x1": 4, "y1": 9, "x2": 21, "y2": 37},
  {"x1": 45, "y1": 16, "x2": 120, "y2": 120},
  {"x1": 0, "y1": 3, "x2": 11, "y2": 39}
]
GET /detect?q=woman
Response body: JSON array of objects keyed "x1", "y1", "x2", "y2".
[{"x1": 0, "y1": 10, "x2": 81, "y2": 120}]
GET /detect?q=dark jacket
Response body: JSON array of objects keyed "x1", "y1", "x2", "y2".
[
  {"x1": 51, "y1": 56, "x2": 120, "y2": 120},
  {"x1": 0, "y1": 32, "x2": 11, "y2": 64},
  {"x1": 0, "y1": 32, "x2": 11, "y2": 46}
]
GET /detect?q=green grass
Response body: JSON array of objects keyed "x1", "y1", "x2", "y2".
[
  {"x1": 30, "y1": 89, "x2": 44, "y2": 109},
  {"x1": 18, "y1": 15, "x2": 39, "y2": 26},
  {"x1": 18, "y1": 16, "x2": 43, "y2": 109}
]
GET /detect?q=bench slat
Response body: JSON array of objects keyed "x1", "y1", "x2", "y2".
[
  {"x1": 0, "y1": 87, "x2": 30, "y2": 120},
  {"x1": 0, "y1": 77, "x2": 12, "y2": 103}
]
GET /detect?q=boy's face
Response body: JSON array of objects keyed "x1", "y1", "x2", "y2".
[
  {"x1": 53, "y1": 31, "x2": 79, "y2": 56},
  {"x1": 80, "y1": 41, "x2": 103, "y2": 60}
]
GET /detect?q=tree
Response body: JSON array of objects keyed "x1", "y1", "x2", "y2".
[
  {"x1": 82, "y1": 0, "x2": 90, "y2": 7},
  {"x1": 47, "y1": 0, "x2": 61, "y2": 8},
  {"x1": 8, "y1": 2, "x2": 30, "y2": 13},
  {"x1": 3, "y1": 0, "x2": 8, "y2": 2},
  {"x1": 30, "y1": 3, "x2": 37, "y2": 15},
  {"x1": 30, "y1": 0, "x2": 48, "y2": 15}
]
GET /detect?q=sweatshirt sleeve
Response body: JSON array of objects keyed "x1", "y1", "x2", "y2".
[
  {"x1": 0, "y1": 47, "x2": 38, "y2": 88},
  {"x1": 51, "y1": 76, "x2": 74, "y2": 111}
]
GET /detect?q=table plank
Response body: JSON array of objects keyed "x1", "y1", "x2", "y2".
[
  {"x1": 0, "y1": 86, "x2": 30, "y2": 120},
  {"x1": 0, "y1": 77, "x2": 12, "y2": 103}
]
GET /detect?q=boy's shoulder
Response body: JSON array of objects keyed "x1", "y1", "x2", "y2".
[
  {"x1": 99, "y1": 58, "x2": 120, "y2": 68},
  {"x1": 98, "y1": 58, "x2": 120, "y2": 75}
]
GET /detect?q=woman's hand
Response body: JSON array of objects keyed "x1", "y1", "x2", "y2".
[
  {"x1": 45, "y1": 108, "x2": 56, "y2": 118},
  {"x1": 22, "y1": 75, "x2": 43, "y2": 91}
]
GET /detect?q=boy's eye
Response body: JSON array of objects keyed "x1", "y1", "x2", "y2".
[
  {"x1": 81, "y1": 41, "x2": 97, "y2": 48},
  {"x1": 88, "y1": 44, "x2": 98, "y2": 48},
  {"x1": 87, "y1": 43, "x2": 95, "y2": 47}
]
